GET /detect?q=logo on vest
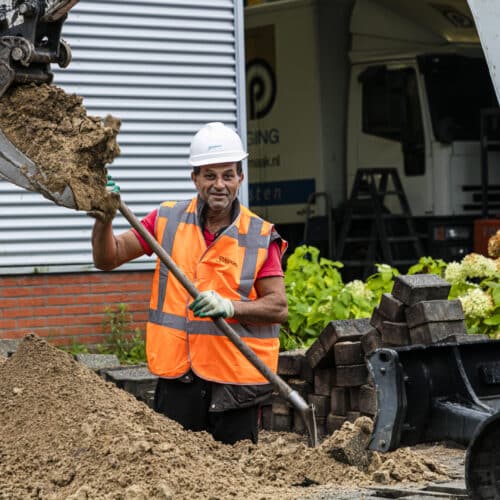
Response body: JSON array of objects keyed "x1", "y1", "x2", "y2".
[{"x1": 217, "y1": 255, "x2": 237, "y2": 267}]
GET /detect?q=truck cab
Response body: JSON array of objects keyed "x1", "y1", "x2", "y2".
[
  {"x1": 347, "y1": 0, "x2": 499, "y2": 262},
  {"x1": 244, "y1": 0, "x2": 499, "y2": 272}
]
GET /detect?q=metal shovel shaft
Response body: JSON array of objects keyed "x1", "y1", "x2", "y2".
[{"x1": 119, "y1": 200, "x2": 319, "y2": 447}]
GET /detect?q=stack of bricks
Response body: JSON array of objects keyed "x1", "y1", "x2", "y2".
[
  {"x1": 261, "y1": 319, "x2": 372, "y2": 437},
  {"x1": 306, "y1": 318, "x2": 372, "y2": 436},
  {"x1": 262, "y1": 273, "x2": 485, "y2": 439},
  {"x1": 261, "y1": 348, "x2": 313, "y2": 433},
  {"x1": 365, "y1": 273, "x2": 467, "y2": 351}
]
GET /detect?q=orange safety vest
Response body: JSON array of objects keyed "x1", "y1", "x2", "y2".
[{"x1": 146, "y1": 196, "x2": 286, "y2": 385}]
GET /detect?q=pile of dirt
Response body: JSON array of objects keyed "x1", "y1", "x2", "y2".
[
  {"x1": 0, "y1": 83, "x2": 120, "y2": 217},
  {"x1": 0, "y1": 335, "x2": 452, "y2": 499}
]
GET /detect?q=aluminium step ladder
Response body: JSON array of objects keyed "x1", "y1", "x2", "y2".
[{"x1": 336, "y1": 168, "x2": 424, "y2": 278}]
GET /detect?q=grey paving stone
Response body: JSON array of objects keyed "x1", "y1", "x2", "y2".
[
  {"x1": 102, "y1": 365, "x2": 158, "y2": 407},
  {"x1": 392, "y1": 274, "x2": 451, "y2": 306},
  {"x1": 288, "y1": 378, "x2": 313, "y2": 400},
  {"x1": 271, "y1": 413, "x2": 292, "y2": 432},
  {"x1": 314, "y1": 367, "x2": 335, "y2": 396},
  {"x1": 308, "y1": 393, "x2": 331, "y2": 417},
  {"x1": 361, "y1": 327, "x2": 383, "y2": 356},
  {"x1": 306, "y1": 319, "x2": 369, "y2": 369},
  {"x1": 278, "y1": 348, "x2": 307, "y2": 376},
  {"x1": 370, "y1": 307, "x2": 388, "y2": 331},
  {"x1": 75, "y1": 353, "x2": 121, "y2": 372},
  {"x1": 319, "y1": 318, "x2": 370, "y2": 351},
  {"x1": 379, "y1": 293, "x2": 407, "y2": 322},
  {"x1": 406, "y1": 300, "x2": 464, "y2": 328},
  {"x1": 334, "y1": 341, "x2": 364, "y2": 365},
  {"x1": 380, "y1": 320, "x2": 411, "y2": 346},
  {"x1": 409, "y1": 320, "x2": 467, "y2": 344},
  {"x1": 336, "y1": 363, "x2": 368, "y2": 387},
  {"x1": 359, "y1": 384, "x2": 377, "y2": 416},
  {"x1": 0, "y1": 339, "x2": 20, "y2": 357}
]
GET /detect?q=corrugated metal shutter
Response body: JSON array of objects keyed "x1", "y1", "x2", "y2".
[{"x1": 0, "y1": 0, "x2": 247, "y2": 274}]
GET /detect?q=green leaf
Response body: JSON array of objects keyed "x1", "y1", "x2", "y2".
[
  {"x1": 483, "y1": 314, "x2": 500, "y2": 326},
  {"x1": 492, "y1": 287, "x2": 500, "y2": 306}
]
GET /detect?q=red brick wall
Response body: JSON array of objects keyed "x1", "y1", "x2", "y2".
[{"x1": 0, "y1": 271, "x2": 153, "y2": 347}]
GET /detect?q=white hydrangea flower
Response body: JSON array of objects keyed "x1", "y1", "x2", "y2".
[
  {"x1": 444, "y1": 262, "x2": 463, "y2": 284},
  {"x1": 459, "y1": 288, "x2": 494, "y2": 319},
  {"x1": 344, "y1": 280, "x2": 374, "y2": 301},
  {"x1": 318, "y1": 303, "x2": 331, "y2": 315},
  {"x1": 461, "y1": 253, "x2": 498, "y2": 279}
]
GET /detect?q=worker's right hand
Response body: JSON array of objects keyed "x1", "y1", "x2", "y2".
[{"x1": 106, "y1": 174, "x2": 120, "y2": 193}]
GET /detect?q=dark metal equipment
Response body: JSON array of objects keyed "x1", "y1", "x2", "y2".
[
  {"x1": 0, "y1": 0, "x2": 78, "y2": 97},
  {"x1": 367, "y1": 340, "x2": 500, "y2": 498}
]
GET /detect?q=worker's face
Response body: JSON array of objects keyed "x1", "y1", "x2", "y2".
[{"x1": 192, "y1": 162, "x2": 243, "y2": 211}]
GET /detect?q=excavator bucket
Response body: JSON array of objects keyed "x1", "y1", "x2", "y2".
[
  {"x1": 0, "y1": 128, "x2": 76, "y2": 208},
  {"x1": 367, "y1": 339, "x2": 500, "y2": 499},
  {"x1": 0, "y1": 1, "x2": 79, "y2": 196}
]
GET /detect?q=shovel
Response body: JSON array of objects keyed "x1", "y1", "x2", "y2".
[{"x1": 0, "y1": 129, "x2": 319, "y2": 447}]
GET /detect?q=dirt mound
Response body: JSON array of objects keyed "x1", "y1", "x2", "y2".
[
  {"x1": 0, "y1": 83, "x2": 120, "y2": 217},
  {"x1": 0, "y1": 335, "x2": 451, "y2": 499}
]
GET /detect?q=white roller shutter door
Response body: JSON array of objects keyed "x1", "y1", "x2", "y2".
[{"x1": 0, "y1": 0, "x2": 247, "y2": 274}]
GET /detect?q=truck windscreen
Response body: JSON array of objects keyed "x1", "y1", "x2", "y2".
[{"x1": 418, "y1": 54, "x2": 498, "y2": 143}]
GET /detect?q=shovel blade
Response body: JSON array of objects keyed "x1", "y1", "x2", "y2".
[
  {"x1": 301, "y1": 406, "x2": 319, "y2": 448},
  {"x1": 0, "y1": 128, "x2": 76, "y2": 209},
  {"x1": 287, "y1": 389, "x2": 319, "y2": 447}
]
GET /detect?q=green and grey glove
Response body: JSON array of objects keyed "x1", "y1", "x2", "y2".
[
  {"x1": 106, "y1": 174, "x2": 120, "y2": 193},
  {"x1": 189, "y1": 290, "x2": 234, "y2": 318}
]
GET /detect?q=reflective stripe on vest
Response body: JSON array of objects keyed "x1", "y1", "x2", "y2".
[{"x1": 146, "y1": 197, "x2": 281, "y2": 384}]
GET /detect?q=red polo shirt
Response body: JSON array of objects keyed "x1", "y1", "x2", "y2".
[{"x1": 132, "y1": 209, "x2": 284, "y2": 278}]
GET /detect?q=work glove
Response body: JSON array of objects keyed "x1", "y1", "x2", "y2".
[
  {"x1": 87, "y1": 174, "x2": 120, "y2": 223},
  {"x1": 189, "y1": 290, "x2": 234, "y2": 319},
  {"x1": 106, "y1": 174, "x2": 120, "y2": 194}
]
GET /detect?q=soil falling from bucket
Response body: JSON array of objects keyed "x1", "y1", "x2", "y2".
[{"x1": 0, "y1": 83, "x2": 121, "y2": 217}]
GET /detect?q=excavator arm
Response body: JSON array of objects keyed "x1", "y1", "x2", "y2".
[{"x1": 0, "y1": 0, "x2": 78, "y2": 96}]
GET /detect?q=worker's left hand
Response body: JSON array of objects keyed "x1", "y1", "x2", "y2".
[{"x1": 189, "y1": 290, "x2": 234, "y2": 318}]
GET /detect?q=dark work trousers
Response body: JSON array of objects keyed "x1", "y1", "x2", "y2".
[{"x1": 153, "y1": 374, "x2": 259, "y2": 445}]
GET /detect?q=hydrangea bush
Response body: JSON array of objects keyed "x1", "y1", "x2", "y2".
[
  {"x1": 282, "y1": 245, "x2": 399, "y2": 350},
  {"x1": 281, "y1": 246, "x2": 500, "y2": 350}
]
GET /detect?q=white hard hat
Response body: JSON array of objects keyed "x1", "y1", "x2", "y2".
[{"x1": 188, "y1": 122, "x2": 248, "y2": 167}]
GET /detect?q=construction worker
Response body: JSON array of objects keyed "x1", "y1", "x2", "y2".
[{"x1": 90, "y1": 122, "x2": 288, "y2": 445}]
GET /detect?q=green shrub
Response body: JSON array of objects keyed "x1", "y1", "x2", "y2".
[
  {"x1": 281, "y1": 245, "x2": 399, "y2": 350},
  {"x1": 281, "y1": 246, "x2": 500, "y2": 350}
]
